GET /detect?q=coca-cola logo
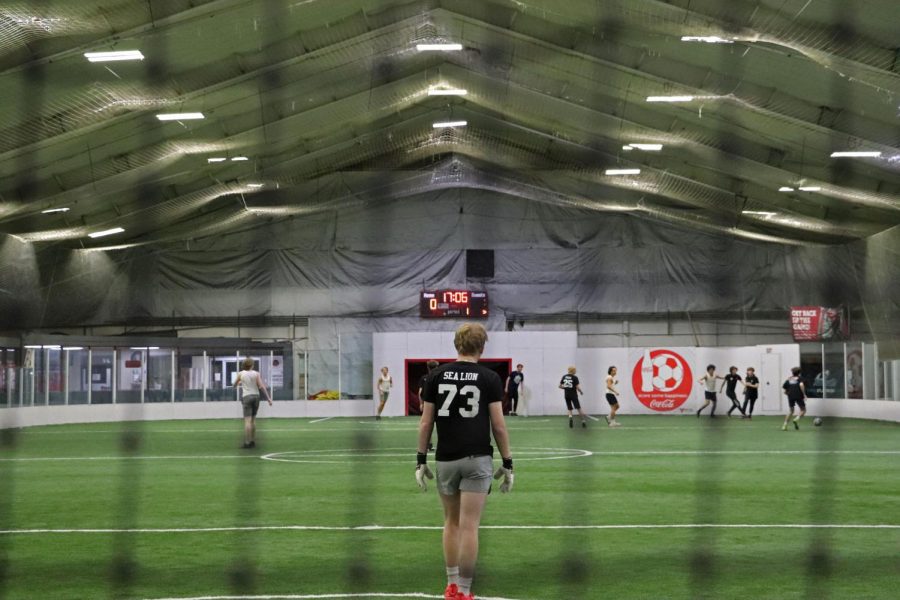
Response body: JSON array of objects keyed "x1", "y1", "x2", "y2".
[{"x1": 631, "y1": 349, "x2": 693, "y2": 412}]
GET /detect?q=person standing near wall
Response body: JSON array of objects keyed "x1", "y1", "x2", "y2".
[
  {"x1": 234, "y1": 358, "x2": 272, "y2": 449},
  {"x1": 560, "y1": 366, "x2": 587, "y2": 428},
  {"x1": 722, "y1": 366, "x2": 747, "y2": 417},
  {"x1": 782, "y1": 366, "x2": 807, "y2": 430},
  {"x1": 416, "y1": 323, "x2": 513, "y2": 600},
  {"x1": 697, "y1": 365, "x2": 722, "y2": 418},
  {"x1": 505, "y1": 363, "x2": 524, "y2": 416},
  {"x1": 605, "y1": 366, "x2": 622, "y2": 427},
  {"x1": 375, "y1": 366, "x2": 392, "y2": 420},
  {"x1": 741, "y1": 367, "x2": 760, "y2": 418}
]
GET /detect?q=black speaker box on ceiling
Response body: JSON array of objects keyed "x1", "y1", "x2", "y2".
[{"x1": 466, "y1": 249, "x2": 494, "y2": 278}]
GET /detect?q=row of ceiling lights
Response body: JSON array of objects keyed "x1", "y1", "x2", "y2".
[{"x1": 35, "y1": 38, "x2": 890, "y2": 238}]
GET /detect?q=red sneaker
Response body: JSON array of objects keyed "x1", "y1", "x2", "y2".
[
  {"x1": 457, "y1": 593, "x2": 475, "y2": 600},
  {"x1": 443, "y1": 584, "x2": 459, "y2": 600}
]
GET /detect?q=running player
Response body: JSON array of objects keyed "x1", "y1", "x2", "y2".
[
  {"x1": 233, "y1": 358, "x2": 272, "y2": 448},
  {"x1": 375, "y1": 366, "x2": 392, "y2": 420},
  {"x1": 741, "y1": 367, "x2": 760, "y2": 418},
  {"x1": 505, "y1": 363, "x2": 524, "y2": 416},
  {"x1": 697, "y1": 364, "x2": 722, "y2": 418},
  {"x1": 782, "y1": 366, "x2": 807, "y2": 430},
  {"x1": 418, "y1": 360, "x2": 439, "y2": 451},
  {"x1": 416, "y1": 323, "x2": 513, "y2": 600},
  {"x1": 560, "y1": 366, "x2": 587, "y2": 428},
  {"x1": 605, "y1": 366, "x2": 621, "y2": 427},
  {"x1": 722, "y1": 366, "x2": 746, "y2": 417}
]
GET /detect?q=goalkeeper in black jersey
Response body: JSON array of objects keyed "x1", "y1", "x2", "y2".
[{"x1": 417, "y1": 323, "x2": 513, "y2": 600}]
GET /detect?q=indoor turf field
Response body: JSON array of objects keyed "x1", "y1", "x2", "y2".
[{"x1": 1, "y1": 415, "x2": 897, "y2": 600}]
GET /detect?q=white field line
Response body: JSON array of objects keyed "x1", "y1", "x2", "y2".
[
  {"x1": 2, "y1": 449, "x2": 897, "y2": 463},
  {"x1": 309, "y1": 416, "x2": 336, "y2": 424},
  {"x1": 145, "y1": 593, "x2": 522, "y2": 600},
  {"x1": 3, "y1": 523, "x2": 898, "y2": 536}
]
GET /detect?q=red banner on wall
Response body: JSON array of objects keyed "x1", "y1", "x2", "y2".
[{"x1": 790, "y1": 306, "x2": 849, "y2": 341}]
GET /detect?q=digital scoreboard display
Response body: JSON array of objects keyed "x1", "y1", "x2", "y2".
[{"x1": 420, "y1": 290, "x2": 489, "y2": 318}]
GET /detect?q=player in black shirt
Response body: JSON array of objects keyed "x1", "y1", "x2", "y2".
[
  {"x1": 721, "y1": 366, "x2": 746, "y2": 417},
  {"x1": 505, "y1": 363, "x2": 524, "y2": 416},
  {"x1": 741, "y1": 367, "x2": 760, "y2": 419},
  {"x1": 416, "y1": 323, "x2": 513, "y2": 600},
  {"x1": 418, "y1": 360, "x2": 439, "y2": 451},
  {"x1": 559, "y1": 366, "x2": 587, "y2": 428},
  {"x1": 782, "y1": 366, "x2": 807, "y2": 430}
]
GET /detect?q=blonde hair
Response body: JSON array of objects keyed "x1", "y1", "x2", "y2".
[
  {"x1": 454, "y1": 323, "x2": 488, "y2": 356},
  {"x1": 568, "y1": 366, "x2": 576, "y2": 374},
  {"x1": 241, "y1": 358, "x2": 255, "y2": 371}
]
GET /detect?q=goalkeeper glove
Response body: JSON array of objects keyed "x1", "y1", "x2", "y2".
[
  {"x1": 415, "y1": 452, "x2": 434, "y2": 492},
  {"x1": 493, "y1": 457, "x2": 514, "y2": 493}
]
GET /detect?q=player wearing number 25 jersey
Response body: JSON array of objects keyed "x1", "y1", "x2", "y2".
[{"x1": 417, "y1": 323, "x2": 513, "y2": 600}]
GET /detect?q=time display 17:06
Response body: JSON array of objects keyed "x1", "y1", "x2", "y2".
[{"x1": 420, "y1": 290, "x2": 489, "y2": 318}]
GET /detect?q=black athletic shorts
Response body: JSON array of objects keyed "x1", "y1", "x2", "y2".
[
  {"x1": 565, "y1": 396, "x2": 581, "y2": 411},
  {"x1": 704, "y1": 391, "x2": 717, "y2": 401},
  {"x1": 605, "y1": 393, "x2": 619, "y2": 406},
  {"x1": 788, "y1": 397, "x2": 806, "y2": 411}
]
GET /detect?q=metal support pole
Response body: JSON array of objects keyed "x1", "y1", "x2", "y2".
[
  {"x1": 87, "y1": 349, "x2": 92, "y2": 405},
  {"x1": 202, "y1": 350, "x2": 207, "y2": 402},
  {"x1": 112, "y1": 349, "x2": 118, "y2": 404},
  {"x1": 43, "y1": 348, "x2": 50, "y2": 406},
  {"x1": 63, "y1": 349, "x2": 70, "y2": 406},
  {"x1": 171, "y1": 350, "x2": 176, "y2": 403}
]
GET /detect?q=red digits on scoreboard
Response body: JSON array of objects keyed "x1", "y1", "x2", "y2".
[
  {"x1": 442, "y1": 291, "x2": 469, "y2": 304},
  {"x1": 429, "y1": 298, "x2": 437, "y2": 310}
]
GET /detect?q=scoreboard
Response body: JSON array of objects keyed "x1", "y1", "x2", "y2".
[{"x1": 420, "y1": 290, "x2": 489, "y2": 318}]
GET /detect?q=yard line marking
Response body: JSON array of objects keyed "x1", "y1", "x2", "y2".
[
  {"x1": 2, "y1": 449, "x2": 897, "y2": 463},
  {"x1": 3, "y1": 523, "x2": 898, "y2": 535},
  {"x1": 309, "y1": 416, "x2": 336, "y2": 424},
  {"x1": 586, "y1": 415, "x2": 602, "y2": 421},
  {"x1": 145, "y1": 593, "x2": 523, "y2": 600}
]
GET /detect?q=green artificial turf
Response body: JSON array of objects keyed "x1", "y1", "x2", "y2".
[{"x1": 0, "y1": 415, "x2": 898, "y2": 599}]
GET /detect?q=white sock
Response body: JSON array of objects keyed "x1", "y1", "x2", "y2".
[
  {"x1": 446, "y1": 566, "x2": 459, "y2": 586},
  {"x1": 458, "y1": 576, "x2": 473, "y2": 595}
]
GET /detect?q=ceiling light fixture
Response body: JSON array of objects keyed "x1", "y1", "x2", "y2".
[
  {"x1": 778, "y1": 187, "x2": 795, "y2": 192},
  {"x1": 830, "y1": 151, "x2": 882, "y2": 158},
  {"x1": 207, "y1": 157, "x2": 227, "y2": 163},
  {"x1": 624, "y1": 143, "x2": 663, "y2": 151},
  {"x1": 156, "y1": 112, "x2": 205, "y2": 121},
  {"x1": 742, "y1": 211, "x2": 777, "y2": 217},
  {"x1": 798, "y1": 186, "x2": 822, "y2": 192},
  {"x1": 41, "y1": 207, "x2": 70, "y2": 214},
  {"x1": 416, "y1": 43, "x2": 463, "y2": 51},
  {"x1": 88, "y1": 227, "x2": 125, "y2": 239},
  {"x1": 646, "y1": 95, "x2": 694, "y2": 103},
  {"x1": 231, "y1": 156, "x2": 249, "y2": 161},
  {"x1": 84, "y1": 50, "x2": 145, "y2": 62},
  {"x1": 681, "y1": 36, "x2": 734, "y2": 44},
  {"x1": 428, "y1": 87, "x2": 468, "y2": 96},
  {"x1": 605, "y1": 168, "x2": 641, "y2": 176},
  {"x1": 246, "y1": 183, "x2": 264, "y2": 188},
  {"x1": 63, "y1": 346, "x2": 84, "y2": 351},
  {"x1": 433, "y1": 120, "x2": 468, "y2": 128}
]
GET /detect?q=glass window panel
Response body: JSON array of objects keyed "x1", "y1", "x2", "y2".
[
  {"x1": 799, "y1": 343, "x2": 824, "y2": 398},
  {"x1": 117, "y1": 349, "x2": 144, "y2": 404},
  {"x1": 845, "y1": 342, "x2": 863, "y2": 399},
  {"x1": 208, "y1": 351, "x2": 239, "y2": 402},
  {"x1": 146, "y1": 349, "x2": 172, "y2": 403},
  {"x1": 822, "y1": 343, "x2": 845, "y2": 399},
  {"x1": 1, "y1": 349, "x2": 18, "y2": 407},
  {"x1": 47, "y1": 348, "x2": 64, "y2": 406},
  {"x1": 91, "y1": 348, "x2": 114, "y2": 404},
  {"x1": 175, "y1": 349, "x2": 205, "y2": 402},
  {"x1": 66, "y1": 349, "x2": 90, "y2": 405}
]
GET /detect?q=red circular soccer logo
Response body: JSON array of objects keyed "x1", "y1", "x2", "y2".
[{"x1": 631, "y1": 349, "x2": 693, "y2": 412}]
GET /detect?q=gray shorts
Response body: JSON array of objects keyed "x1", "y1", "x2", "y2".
[
  {"x1": 436, "y1": 455, "x2": 493, "y2": 495},
  {"x1": 379, "y1": 391, "x2": 389, "y2": 403},
  {"x1": 242, "y1": 395, "x2": 260, "y2": 417}
]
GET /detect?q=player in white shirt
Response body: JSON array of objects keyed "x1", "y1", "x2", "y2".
[
  {"x1": 234, "y1": 358, "x2": 272, "y2": 448},
  {"x1": 605, "y1": 366, "x2": 622, "y2": 427}
]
